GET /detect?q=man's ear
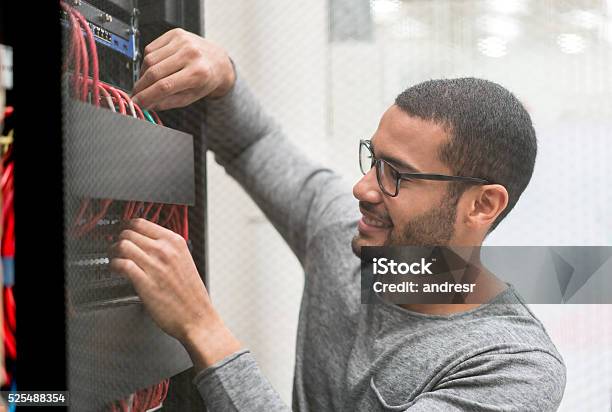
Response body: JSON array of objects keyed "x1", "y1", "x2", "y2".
[{"x1": 464, "y1": 184, "x2": 509, "y2": 229}]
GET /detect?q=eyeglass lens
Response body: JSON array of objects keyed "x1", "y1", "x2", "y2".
[{"x1": 359, "y1": 141, "x2": 399, "y2": 196}]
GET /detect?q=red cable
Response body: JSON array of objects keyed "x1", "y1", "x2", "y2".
[
  {"x1": 120, "y1": 96, "x2": 133, "y2": 116},
  {"x1": 1, "y1": 189, "x2": 12, "y2": 219},
  {"x1": 2, "y1": 190, "x2": 14, "y2": 256},
  {"x1": 150, "y1": 111, "x2": 163, "y2": 126},
  {"x1": 74, "y1": 199, "x2": 112, "y2": 237},
  {"x1": 3, "y1": 321, "x2": 16, "y2": 359},
  {"x1": 72, "y1": 9, "x2": 100, "y2": 106},
  {"x1": 151, "y1": 384, "x2": 162, "y2": 409},
  {"x1": 73, "y1": 27, "x2": 83, "y2": 98},
  {"x1": 150, "y1": 204, "x2": 164, "y2": 223},
  {"x1": 126, "y1": 202, "x2": 134, "y2": 220},
  {"x1": 3, "y1": 293, "x2": 16, "y2": 344},
  {"x1": 5, "y1": 288, "x2": 15, "y2": 332},
  {"x1": 4, "y1": 219, "x2": 14, "y2": 257},
  {"x1": 132, "y1": 102, "x2": 145, "y2": 120},
  {"x1": 73, "y1": 199, "x2": 90, "y2": 227},
  {"x1": 153, "y1": 380, "x2": 169, "y2": 409},
  {"x1": 127, "y1": 201, "x2": 137, "y2": 219},
  {"x1": 133, "y1": 202, "x2": 144, "y2": 218},
  {"x1": 122, "y1": 201, "x2": 133, "y2": 221},
  {"x1": 71, "y1": 10, "x2": 89, "y2": 101},
  {"x1": 141, "y1": 387, "x2": 154, "y2": 411},
  {"x1": 103, "y1": 84, "x2": 126, "y2": 114},
  {"x1": 161, "y1": 379, "x2": 170, "y2": 401},
  {"x1": 149, "y1": 385, "x2": 159, "y2": 409},
  {"x1": 114, "y1": 88, "x2": 143, "y2": 119},
  {"x1": 60, "y1": 3, "x2": 84, "y2": 98},
  {"x1": 161, "y1": 205, "x2": 177, "y2": 227},
  {"x1": 169, "y1": 213, "x2": 179, "y2": 234},
  {"x1": 142, "y1": 202, "x2": 154, "y2": 219},
  {"x1": 182, "y1": 205, "x2": 189, "y2": 240},
  {"x1": 131, "y1": 392, "x2": 141, "y2": 412},
  {"x1": 1, "y1": 173, "x2": 14, "y2": 254},
  {"x1": 87, "y1": 79, "x2": 115, "y2": 111}
]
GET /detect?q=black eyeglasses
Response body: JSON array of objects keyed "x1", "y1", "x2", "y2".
[{"x1": 359, "y1": 139, "x2": 492, "y2": 197}]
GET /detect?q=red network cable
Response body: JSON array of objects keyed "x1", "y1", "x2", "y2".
[
  {"x1": 61, "y1": 3, "x2": 85, "y2": 98},
  {"x1": 1, "y1": 131, "x2": 16, "y2": 385},
  {"x1": 104, "y1": 84, "x2": 126, "y2": 114},
  {"x1": 182, "y1": 205, "x2": 189, "y2": 240},
  {"x1": 61, "y1": 2, "x2": 90, "y2": 102},
  {"x1": 71, "y1": 7, "x2": 100, "y2": 105},
  {"x1": 142, "y1": 202, "x2": 154, "y2": 218},
  {"x1": 72, "y1": 199, "x2": 113, "y2": 237},
  {"x1": 150, "y1": 111, "x2": 163, "y2": 126},
  {"x1": 62, "y1": 1, "x2": 190, "y2": 326},
  {"x1": 109, "y1": 379, "x2": 170, "y2": 412}
]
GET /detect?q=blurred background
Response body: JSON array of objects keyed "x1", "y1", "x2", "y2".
[{"x1": 203, "y1": 0, "x2": 612, "y2": 410}]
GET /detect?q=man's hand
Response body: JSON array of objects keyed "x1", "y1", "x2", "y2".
[
  {"x1": 132, "y1": 28, "x2": 235, "y2": 110},
  {"x1": 110, "y1": 218, "x2": 241, "y2": 370}
]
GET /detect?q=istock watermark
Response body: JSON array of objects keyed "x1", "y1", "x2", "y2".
[{"x1": 361, "y1": 246, "x2": 612, "y2": 305}]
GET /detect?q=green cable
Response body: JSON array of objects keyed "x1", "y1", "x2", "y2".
[{"x1": 142, "y1": 109, "x2": 156, "y2": 124}]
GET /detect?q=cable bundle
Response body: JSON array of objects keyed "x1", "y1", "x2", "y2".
[
  {"x1": 61, "y1": 1, "x2": 189, "y2": 241},
  {"x1": 60, "y1": 4, "x2": 190, "y2": 410},
  {"x1": 60, "y1": 2, "x2": 158, "y2": 118},
  {"x1": 109, "y1": 379, "x2": 169, "y2": 412},
  {"x1": 0, "y1": 106, "x2": 16, "y2": 411}
]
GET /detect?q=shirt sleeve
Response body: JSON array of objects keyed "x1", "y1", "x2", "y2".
[
  {"x1": 204, "y1": 62, "x2": 358, "y2": 265},
  {"x1": 397, "y1": 349, "x2": 566, "y2": 412},
  {"x1": 193, "y1": 349, "x2": 290, "y2": 412}
]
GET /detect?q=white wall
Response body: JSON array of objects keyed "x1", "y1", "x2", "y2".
[{"x1": 205, "y1": 0, "x2": 327, "y2": 404}]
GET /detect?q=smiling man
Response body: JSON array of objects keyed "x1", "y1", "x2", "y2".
[{"x1": 111, "y1": 29, "x2": 566, "y2": 411}]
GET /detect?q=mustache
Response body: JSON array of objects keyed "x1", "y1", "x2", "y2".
[{"x1": 359, "y1": 201, "x2": 392, "y2": 223}]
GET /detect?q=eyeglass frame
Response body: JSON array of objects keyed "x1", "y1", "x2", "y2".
[{"x1": 359, "y1": 139, "x2": 493, "y2": 197}]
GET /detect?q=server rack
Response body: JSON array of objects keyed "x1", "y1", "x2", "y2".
[{"x1": 59, "y1": 0, "x2": 208, "y2": 410}]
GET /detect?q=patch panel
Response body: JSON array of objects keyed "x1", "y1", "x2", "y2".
[{"x1": 61, "y1": 3, "x2": 137, "y2": 60}]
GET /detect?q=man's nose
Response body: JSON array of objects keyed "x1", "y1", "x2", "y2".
[{"x1": 353, "y1": 168, "x2": 383, "y2": 204}]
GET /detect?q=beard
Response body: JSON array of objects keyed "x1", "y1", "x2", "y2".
[{"x1": 351, "y1": 191, "x2": 458, "y2": 257}]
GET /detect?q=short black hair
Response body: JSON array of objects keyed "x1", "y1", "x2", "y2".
[{"x1": 395, "y1": 78, "x2": 537, "y2": 233}]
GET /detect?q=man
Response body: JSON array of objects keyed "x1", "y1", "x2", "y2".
[{"x1": 111, "y1": 28, "x2": 566, "y2": 411}]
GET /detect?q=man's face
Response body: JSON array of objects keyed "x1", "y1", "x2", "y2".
[{"x1": 351, "y1": 105, "x2": 459, "y2": 256}]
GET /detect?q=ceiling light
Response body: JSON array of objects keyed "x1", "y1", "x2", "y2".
[
  {"x1": 477, "y1": 15, "x2": 521, "y2": 40},
  {"x1": 371, "y1": 0, "x2": 401, "y2": 24},
  {"x1": 485, "y1": 0, "x2": 529, "y2": 15}
]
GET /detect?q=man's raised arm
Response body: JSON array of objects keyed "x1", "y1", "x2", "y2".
[{"x1": 132, "y1": 28, "x2": 357, "y2": 265}]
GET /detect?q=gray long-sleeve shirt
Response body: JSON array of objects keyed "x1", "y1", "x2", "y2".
[{"x1": 193, "y1": 69, "x2": 566, "y2": 411}]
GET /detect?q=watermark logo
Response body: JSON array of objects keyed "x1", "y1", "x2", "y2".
[
  {"x1": 372, "y1": 257, "x2": 434, "y2": 275},
  {"x1": 361, "y1": 246, "x2": 612, "y2": 305}
]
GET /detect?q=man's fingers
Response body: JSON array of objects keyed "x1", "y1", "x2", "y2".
[
  {"x1": 134, "y1": 46, "x2": 183, "y2": 96},
  {"x1": 109, "y1": 257, "x2": 153, "y2": 293},
  {"x1": 132, "y1": 69, "x2": 199, "y2": 109},
  {"x1": 142, "y1": 28, "x2": 179, "y2": 56},
  {"x1": 150, "y1": 89, "x2": 201, "y2": 111},
  {"x1": 127, "y1": 217, "x2": 174, "y2": 240},
  {"x1": 139, "y1": 42, "x2": 178, "y2": 75},
  {"x1": 110, "y1": 238, "x2": 155, "y2": 273},
  {"x1": 118, "y1": 228, "x2": 158, "y2": 253}
]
